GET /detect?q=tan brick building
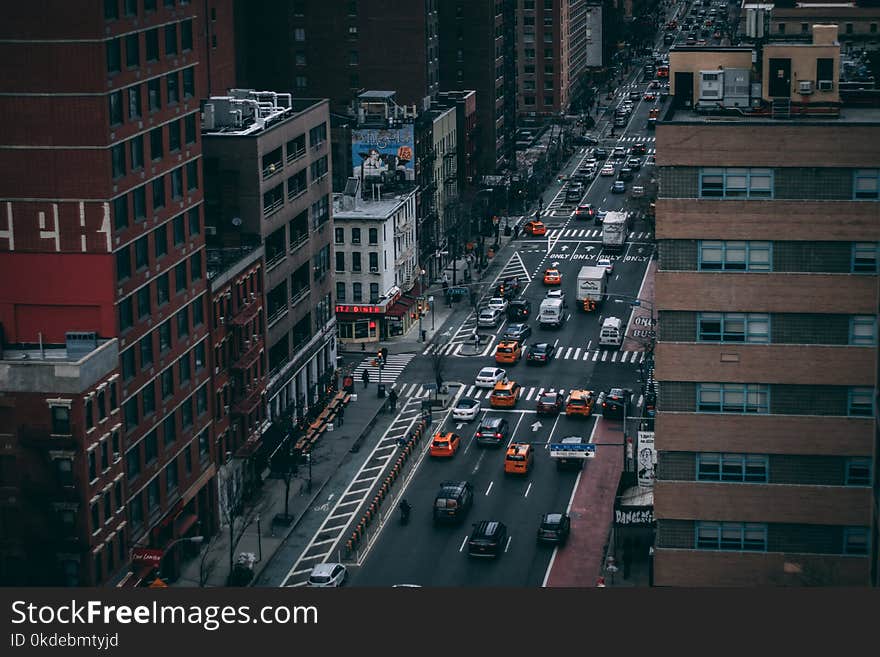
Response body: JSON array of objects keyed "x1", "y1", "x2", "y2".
[{"x1": 654, "y1": 30, "x2": 879, "y2": 585}]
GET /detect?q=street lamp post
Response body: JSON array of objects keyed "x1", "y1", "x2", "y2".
[{"x1": 419, "y1": 269, "x2": 426, "y2": 342}]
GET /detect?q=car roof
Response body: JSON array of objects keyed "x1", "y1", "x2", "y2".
[
  {"x1": 457, "y1": 397, "x2": 479, "y2": 406},
  {"x1": 561, "y1": 436, "x2": 584, "y2": 444},
  {"x1": 543, "y1": 513, "x2": 565, "y2": 523},
  {"x1": 479, "y1": 366, "x2": 502, "y2": 375},
  {"x1": 494, "y1": 380, "x2": 516, "y2": 389},
  {"x1": 481, "y1": 416, "x2": 505, "y2": 427},
  {"x1": 311, "y1": 563, "x2": 341, "y2": 576},
  {"x1": 474, "y1": 520, "x2": 505, "y2": 536}
]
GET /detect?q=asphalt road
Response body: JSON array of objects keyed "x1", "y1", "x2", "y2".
[{"x1": 348, "y1": 28, "x2": 672, "y2": 587}]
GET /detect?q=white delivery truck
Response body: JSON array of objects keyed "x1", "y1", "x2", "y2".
[
  {"x1": 576, "y1": 265, "x2": 607, "y2": 312},
  {"x1": 539, "y1": 297, "x2": 566, "y2": 328},
  {"x1": 598, "y1": 317, "x2": 624, "y2": 348},
  {"x1": 601, "y1": 211, "x2": 630, "y2": 253}
]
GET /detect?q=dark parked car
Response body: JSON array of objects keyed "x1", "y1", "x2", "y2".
[
  {"x1": 526, "y1": 342, "x2": 555, "y2": 365},
  {"x1": 618, "y1": 167, "x2": 634, "y2": 181},
  {"x1": 474, "y1": 416, "x2": 510, "y2": 446},
  {"x1": 501, "y1": 322, "x2": 532, "y2": 343},
  {"x1": 433, "y1": 481, "x2": 474, "y2": 524},
  {"x1": 507, "y1": 299, "x2": 532, "y2": 322},
  {"x1": 537, "y1": 513, "x2": 571, "y2": 545},
  {"x1": 594, "y1": 147, "x2": 609, "y2": 160},
  {"x1": 468, "y1": 521, "x2": 508, "y2": 558},
  {"x1": 626, "y1": 157, "x2": 642, "y2": 170}
]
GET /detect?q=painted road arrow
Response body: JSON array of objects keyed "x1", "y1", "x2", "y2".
[{"x1": 531, "y1": 421, "x2": 543, "y2": 432}]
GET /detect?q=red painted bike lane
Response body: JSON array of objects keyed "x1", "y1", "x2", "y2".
[{"x1": 545, "y1": 417, "x2": 623, "y2": 587}]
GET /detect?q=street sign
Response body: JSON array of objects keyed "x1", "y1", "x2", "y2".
[
  {"x1": 549, "y1": 443, "x2": 596, "y2": 459},
  {"x1": 449, "y1": 286, "x2": 469, "y2": 297}
]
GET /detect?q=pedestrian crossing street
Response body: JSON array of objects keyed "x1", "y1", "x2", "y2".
[{"x1": 350, "y1": 353, "x2": 415, "y2": 387}]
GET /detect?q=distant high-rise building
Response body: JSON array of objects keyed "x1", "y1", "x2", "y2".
[
  {"x1": 0, "y1": 0, "x2": 217, "y2": 585},
  {"x1": 239, "y1": 0, "x2": 439, "y2": 113}
]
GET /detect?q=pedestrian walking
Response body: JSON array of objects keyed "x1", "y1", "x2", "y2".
[
  {"x1": 362, "y1": 368, "x2": 369, "y2": 388},
  {"x1": 336, "y1": 405, "x2": 345, "y2": 426},
  {"x1": 388, "y1": 389, "x2": 398, "y2": 412}
]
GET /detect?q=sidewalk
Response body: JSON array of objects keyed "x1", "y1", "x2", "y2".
[{"x1": 174, "y1": 390, "x2": 389, "y2": 587}]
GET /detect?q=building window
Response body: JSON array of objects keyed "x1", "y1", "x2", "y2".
[
  {"x1": 697, "y1": 313, "x2": 769, "y2": 343},
  {"x1": 311, "y1": 194, "x2": 329, "y2": 229},
  {"x1": 192, "y1": 298, "x2": 204, "y2": 327},
  {"x1": 121, "y1": 348, "x2": 135, "y2": 380},
  {"x1": 146, "y1": 28, "x2": 159, "y2": 61},
  {"x1": 163, "y1": 413, "x2": 176, "y2": 446},
  {"x1": 369, "y1": 283, "x2": 379, "y2": 303},
  {"x1": 186, "y1": 160, "x2": 198, "y2": 190},
  {"x1": 845, "y1": 23, "x2": 854, "y2": 35},
  {"x1": 106, "y1": 38, "x2": 121, "y2": 74},
  {"x1": 146, "y1": 477, "x2": 160, "y2": 515},
  {"x1": 294, "y1": 28, "x2": 305, "y2": 41},
  {"x1": 696, "y1": 522, "x2": 767, "y2": 551},
  {"x1": 777, "y1": 22, "x2": 786, "y2": 34},
  {"x1": 180, "y1": 397, "x2": 193, "y2": 428},
  {"x1": 98, "y1": 390, "x2": 107, "y2": 421},
  {"x1": 852, "y1": 242, "x2": 878, "y2": 273},
  {"x1": 349, "y1": 50, "x2": 359, "y2": 66},
  {"x1": 295, "y1": 51, "x2": 306, "y2": 66},
  {"x1": 150, "y1": 127, "x2": 164, "y2": 161},
  {"x1": 88, "y1": 451, "x2": 97, "y2": 481},
  {"x1": 166, "y1": 460, "x2": 178, "y2": 493},
  {"x1": 698, "y1": 241, "x2": 771, "y2": 271},
  {"x1": 159, "y1": 320, "x2": 172, "y2": 353},
  {"x1": 105, "y1": 0, "x2": 119, "y2": 20},
  {"x1": 335, "y1": 227, "x2": 344, "y2": 244},
  {"x1": 351, "y1": 227, "x2": 361, "y2": 244},
  {"x1": 111, "y1": 144, "x2": 126, "y2": 180},
  {"x1": 848, "y1": 387, "x2": 874, "y2": 416},
  {"x1": 352, "y1": 282, "x2": 362, "y2": 302},
  {"x1": 185, "y1": 114, "x2": 197, "y2": 145},
  {"x1": 310, "y1": 155, "x2": 329, "y2": 182},
  {"x1": 351, "y1": 252, "x2": 361, "y2": 272},
  {"x1": 166, "y1": 72, "x2": 179, "y2": 104},
  {"x1": 109, "y1": 91, "x2": 123, "y2": 126},
  {"x1": 309, "y1": 123, "x2": 327, "y2": 149},
  {"x1": 123, "y1": 397, "x2": 138, "y2": 431},
  {"x1": 148, "y1": 78, "x2": 161, "y2": 112},
  {"x1": 190, "y1": 250, "x2": 202, "y2": 281},
  {"x1": 125, "y1": 33, "x2": 140, "y2": 68},
  {"x1": 182, "y1": 67, "x2": 194, "y2": 98},
  {"x1": 156, "y1": 272, "x2": 170, "y2": 305},
  {"x1": 696, "y1": 453, "x2": 769, "y2": 482},
  {"x1": 181, "y1": 19, "x2": 193, "y2": 51},
  {"x1": 699, "y1": 168, "x2": 773, "y2": 198},
  {"x1": 142, "y1": 381, "x2": 156, "y2": 416},
  {"x1": 130, "y1": 135, "x2": 144, "y2": 171},
  {"x1": 368, "y1": 227, "x2": 378, "y2": 245},
  {"x1": 139, "y1": 333, "x2": 154, "y2": 369},
  {"x1": 336, "y1": 282, "x2": 345, "y2": 302},
  {"x1": 133, "y1": 185, "x2": 147, "y2": 220},
  {"x1": 843, "y1": 527, "x2": 868, "y2": 555},
  {"x1": 152, "y1": 177, "x2": 165, "y2": 211},
  {"x1": 161, "y1": 368, "x2": 174, "y2": 399},
  {"x1": 176, "y1": 306, "x2": 189, "y2": 339},
  {"x1": 853, "y1": 169, "x2": 879, "y2": 199},
  {"x1": 850, "y1": 316, "x2": 877, "y2": 346},
  {"x1": 113, "y1": 196, "x2": 129, "y2": 231},
  {"x1": 126, "y1": 447, "x2": 141, "y2": 480},
  {"x1": 165, "y1": 23, "x2": 178, "y2": 56},
  {"x1": 118, "y1": 297, "x2": 133, "y2": 331},
  {"x1": 369, "y1": 252, "x2": 378, "y2": 271},
  {"x1": 154, "y1": 224, "x2": 168, "y2": 260},
  {"x1": 137, "y1": 287, "x2": 151, "y2": 319},
  {"x1": 845, "y1": 458, "x2": 872, "y2": 486},
  {"x1": 128, "y1": 85, "x2": 142, "y2": 120},
  {"x1": 188, "y1": 209, "x2": 200, "y2": 240},
  {"x1": 335, "y1": 251, "x2": 345, "y2": 272},
  {"x1": 171, "y1": 167, "x2": 183, "y2": 200},
  {"x1": 84, "y1": 399, "x2": 94, "y2": 431},
  {"x1": 697, "y1": 383, "x2": 770, "y2": 414},
  {"x1": 168, "y1": 121, "x2": 181, "y2": 152}
]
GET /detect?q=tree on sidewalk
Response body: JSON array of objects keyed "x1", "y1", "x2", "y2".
[
  {"x1": 218, "y1": 462, "x2": 271, "y2": 585},
  {"x1": 197, "y1": 533, "x2": 222, "y2": 587}
]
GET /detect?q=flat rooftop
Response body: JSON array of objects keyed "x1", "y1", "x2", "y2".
[
  {"x1": 1, "y1": 339, "x2": 114, "y2": 363},
  {"x1": 333, "y1": 188, "x2": 418, "y2": 220},
  {"x1": 664, "y1": 105, "x2": 880, "y2": 124}
]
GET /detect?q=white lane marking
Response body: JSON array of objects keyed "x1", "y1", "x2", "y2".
[
  {"x1": 525, "y1": 387, "x2": 536, "y2": 401},
  {"x1": 485, "y1": 481, "x2": 494, "y2": 496},
  {"x1": 553, "y1": 338, "x2": 559, "y2": 348},
  {"x1": 592, "y1": 350, "x2": 600, "y2": 361},
  {"x1": 525, "y1": 482, "x2": 532, "y2": 498},
  {"x1": 459, "y1": 535, "x2": 469, "y2": 553},
  {"x1": 505, "y1": 536, "x2": 512, "y2": 553},
  {"x1": 471, "y1": 450, "x2": 486, "y2": 475},
  {"x1": 602, "y1": 350, "x2": 609, "y2": 362},
  {"x1": 564, "y1": 347, "x2": 573, "y2": 359}
]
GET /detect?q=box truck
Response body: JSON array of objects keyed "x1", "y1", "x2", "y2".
[{"x1": 576, "y1": 265, "x2": 606, "y2": 312}]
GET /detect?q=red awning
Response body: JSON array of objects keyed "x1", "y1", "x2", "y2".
[{"x1": 385, "y1": 295, "x2": 417, "y2": 317}]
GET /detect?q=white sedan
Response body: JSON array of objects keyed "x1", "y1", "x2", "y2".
[
  {"x1": 475, "y1": 367, "x2": 508, "y2": 388},
  {"x1": 486, "y1": 297, "x2": 509, "y2": 313},
  {"x1": 307, "y1": 563, "x2": 347, "y2": 587},
  {"x1": 598, "y1": 256, "x2": 614, "y2": 273},
  {"x1": 452, "y1": 397, "x2": 481, "y2": 421},
  {"x1": 600, "y1": 163, "x2": 615, "y2": 176}
]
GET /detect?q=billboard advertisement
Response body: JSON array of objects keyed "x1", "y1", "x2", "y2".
[
  {"x1": 637, "y1": 431, "x2": 656, "y2": 488},
  {"x1": 352, "y1": 125, "x2": 415, "y2": 182}
]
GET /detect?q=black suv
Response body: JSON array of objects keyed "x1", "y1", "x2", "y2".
[
  {"x1": 537, "y1": 513, "x2": 571, "y2": 545},
  {"x1": 494, "y1": 277, "x2": 521, "y2": 300},
  {"x1": 618, "y1": 167, "x2": 634, "y2": 182},
  {"x1": 433, "y1": 481, "x2": 474, "y2": 524},
  {"x1": 602, "y1": 388, "x2": 631, "y2": 420},
  {"x1": 474, "y1": 417, "x2": 510, "y2": 446},
  {"x1": 468, "y1": 521, "x2": 508, "y2": 558},
  {"x1": 507, "y1": 299, "x2": 532, "y2": 321}
]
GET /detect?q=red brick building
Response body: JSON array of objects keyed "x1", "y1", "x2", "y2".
[{"x1": 0, "y1": 0, "x2": 234, "y2": 585}]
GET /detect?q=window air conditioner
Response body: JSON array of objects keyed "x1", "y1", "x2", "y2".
[
  {"x1": 219, "y1": 316, "x2": 225, "y2": 324},
  {"x1": 818, "y1": 80, "x2": 833, "y2": 91},
  {"x1": 798, "y1": 80, "x2": 813, "y2": 94},
  {"x1": 370, "y1": 266, "x2": 379, "y2": 273}
]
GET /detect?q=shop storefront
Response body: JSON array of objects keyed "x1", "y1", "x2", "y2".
[{"x1": 336, "y1": 285, "x2": 423, "y2": 344}]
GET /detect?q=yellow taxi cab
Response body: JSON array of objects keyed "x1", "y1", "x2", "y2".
[
  {"x1": 429, "y1": 431, "x2": 462, "y2": 458},
  {"x1": 564, "y1": 389, "x2": 595, "y2": 417},
  {"x1": 490, "y1": 380, "x2": 521, "y2": 408},
  {"x1": 495, "y1": 340, "x2": 523, "y2": 364},
  {"x1": 504, "y1": 443, "x2": 534, "y2": 474},
  {"x1": 543, "y1": 268, "x2": 562, "y2": 285},
  {"x1": 524, "y1": 219, "x2": 546, "y2": 236}
]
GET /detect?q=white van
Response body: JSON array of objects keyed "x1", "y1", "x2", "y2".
[
  {"x1": 598, "y1": 317, "x2": 623, "y2": 348},
  {"x1": 539, "y1": 298, "x2": 566, "y2": 329}
]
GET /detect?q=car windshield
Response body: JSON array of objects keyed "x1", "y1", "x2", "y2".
[
  {"x1": 458, "y1": 399, "x2": 477, "y2": 408},
  {"x1": 568, "y1": 398, "x2": 586, "y2": 406},
  {"x1": 433, "y1": 439, "x2": 449, "y2": 447},
  {"x1": 493, "y1": 389, "x2": 512, "y2": 397},
  {"x1": 479, "y1": 369, "x2": 498, "y2": 378},
  {"x1": 539, "y1": 394, "x2": 558, "y2": 404},
  {"x1": 497, "y1": 347, "x2": 513, "y2": 354},
  {"x1": 506, "y1": 454, "x2": 525, "y2": 461},
  {"x1": 532, "y1": 346, "x2": 547, "y2": 354},
  {"x1": 309, "y1": 575, "x2": 330, "y2": 584}
]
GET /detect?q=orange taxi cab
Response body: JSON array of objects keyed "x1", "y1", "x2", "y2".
[
  {"x1": 649, "y1": 107, "x2": 659, "y2": 120},
  {"x1": 543, "y1": 268, "x2": 562, "y2": 285},
  {"x1": 523, "y1": 219, "x2": 546, "y2": 236},
  {"x1": 495, "y1": 340, "x2": 523, "y2": 365},
  {"x1": 429, "y1": 431, "x2": 462, "y2": 458},
  {"x1": 490, "y1": 380, "x2": 521, "y2": 408},
  {"x1": 564, "y1": 389, "x2": 596, "y2": 417},
  {"x1": 504, "y1": 443, "x2": 534, "y2": 474}
]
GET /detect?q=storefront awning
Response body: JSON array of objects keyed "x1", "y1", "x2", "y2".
[{"x1": 385, "y1": 295, "x2": 416, "y2": 317}]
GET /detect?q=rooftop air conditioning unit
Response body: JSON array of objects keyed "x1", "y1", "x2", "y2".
[
  {"x1": 818, "y1": 80, "x2": 833, "y2": 91},
  {"x1": 699, "y1": 71, "x2": 724, "y2": 100},
  {"x1": 799, "y1": 80, "x2": 813, "y2": 95}
]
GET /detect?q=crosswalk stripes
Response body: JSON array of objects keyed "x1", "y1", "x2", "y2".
[
  {"x1": 530, "y1": 228, "x2": 653, "y2": 242},
  {"x1": 350, "y1": 353, "x2": 415, "y2": 387}
]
